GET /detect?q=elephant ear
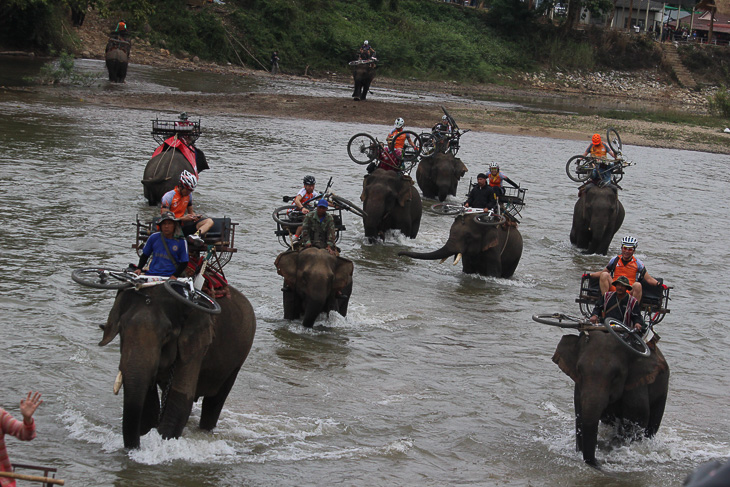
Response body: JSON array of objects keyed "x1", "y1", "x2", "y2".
[
  {"x1": 455, "y1": 160, "x2": 468, "y2": 178},
  {"x1": 178, "y1": 314, "x2": 214, "y2": 365},
  {"x1": 552, "y1": 334, "x2": 580, "y2": 382},
  {"x1": 333, "y1": 257, "x2": 354, "y2": 292},
  {"x1": 481, "y1": 234, "x2": 499, "y2": 252},
  {"x1": 625, "y1": 346, "x2": 669, "y2": 390},
  {"x1": 361, "y1": 175, "x2": 375, "y2": 202},
  {"x1": 397, "y1": 180, "x2": 413, "y2": 207},
  {"x1": 275, "y1": 250, "x2": 299, "y2": 287},
  {"x1": 99, "y1": 289, "x2": 131, "y2": 346}
]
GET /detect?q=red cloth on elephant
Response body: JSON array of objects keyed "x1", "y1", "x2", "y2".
[
  {"x1": 151, "y1": 136, "x2": 198, "y2": 176},
  {"x1": 0, "y1": 410, "x2": 36, "y2": 487},
  {"x1": 186, "y1": 257, "x2": 229, "y2": 299}
]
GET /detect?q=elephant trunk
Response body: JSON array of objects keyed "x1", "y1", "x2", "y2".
[
  {"x1": 588, "y1": 217, "x2": 610, "y2": 255},
  {"x1": 578, "y1": 386, "x2": 611, "y2": 465},
  {"x1": 399, "y1": 243, "x2": 455, "y2": 261},
  {"x1": 120, "y1": 334, "x2": 161, "y2": 449},
  {"x1": 363, "y1": 199, "x2": 387, "y2": 238},
  {"x1": 301, "y1": 296, "x2": 327, "y2": 328},
  {"x1": 437, "y1": 187, "x2": 449, "y2": 202}
]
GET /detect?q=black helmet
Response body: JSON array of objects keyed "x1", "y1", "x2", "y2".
[
  {"x1": 179, "y1": 112, "x2": 188, "y2": 121},
  {"x1": 303, "y1": 175, "x2": 315, "y2": 185}
]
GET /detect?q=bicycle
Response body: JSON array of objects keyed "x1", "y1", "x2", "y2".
[
  {"x1": 420, "y1": 129, "x2": 471, "y2": 158},
  {"x1": 72, "y1": 267, "x2": 221, "y2": 314},
  {"x1": 531, "y1": 314, "x2": 650, "y2": 357},
  {"x1": 429, "y1": 203, "x2": 507, "y2": 226},
  {"x1": 566, "y1": 128, "x2": 633, "y2": 184},
  {"x1": 347, "y1": 131, "x2": 422, "y2": 173}
]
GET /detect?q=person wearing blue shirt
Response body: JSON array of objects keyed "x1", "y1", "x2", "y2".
[{"x1": 135, "y1": 212, "x2": 189, "y2": 278}]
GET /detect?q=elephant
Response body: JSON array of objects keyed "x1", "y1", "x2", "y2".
[
  {"x1": 570, "y1": 185, "x2": 625, "y2": 255},
  {"x1": 275, "y1": 248, "x2": 354, "y2": 328},
  {"x1": 105, "y1": 38, "x2": 130, "y2": 83},
  {"x1": 399, "y1": 215, "x2": 522, "y2": 278},
  {"x1": 98, "y1": 285, "x2": 256, "y2": 449},
  {"x1": 351, "y1": 63, "x2": 376, "y2": 101},
  {"x1": 416, "y1": 153, "x2": 468, "y2": 202},
  {"x1": 361, "y1": 169, "x2": 422, "y2": 240},
  {"x1": 552, "y1": 331, "x2": 669, "y2": 466},
  {"x1": 142, "y1": 147, "x2": 208, "y2": 205}
]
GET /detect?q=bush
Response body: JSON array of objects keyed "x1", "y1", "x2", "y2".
[
  {"x1": 708, "y1": 87, "x2": 730, "y2": 119},
  {"x1": 34, "y1": 51, "x2": 97, "y2": 85}
]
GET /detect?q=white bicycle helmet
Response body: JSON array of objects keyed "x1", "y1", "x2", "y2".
[
  {"x1": 442, "y1": 115, "x2": 449, "y2": 121},
  {"x1": 179, "y1": 170, "x2": 198, "y2": 190},
  {"x1": 394, "y1": 117, "x2": 405, "y2": 128},
  {"x1": 489, "y1": 162, "x2": 499, "y2": 170},
  {"x1": 364, "y1": 40, "x2": 369, "y2": 45},
  {"x1": 621, "y1": 235, "x2": 638, "y2": 248}
]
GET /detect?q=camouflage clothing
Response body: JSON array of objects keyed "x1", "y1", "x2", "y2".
[{"x1": 301, "y1": 211, "x2": 336, "y2": 248}]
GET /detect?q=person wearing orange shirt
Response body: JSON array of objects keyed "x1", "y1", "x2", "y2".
[{"x1": 160, "y1": 171, "x2": 213, "y2": 245}]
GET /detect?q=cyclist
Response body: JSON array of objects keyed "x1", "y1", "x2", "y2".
[
  {"x1": 584, "y1": 235, "x2": 666, "y2": 304},
  {"x1": 294, "y1": 176, "x2": 320, "y2": 215},
  {"x1": 582, "y1": 133, "x2": 617, "y2": 186},
  {"x1": 135, "y1": 212, "x2": 189, "y2": 279},
  {"x1": 432, "y1": 115, "x2": 453, "y2": 153},
  {"x1": 160, "y1": 170, "x2": 213, "y2": 245},
  {"x1": 301, "y1": 199, "x2": 337, "y2": 255},
  {"x1": 487, "y1": 162, "x2": 519, "y2": 198},
  {"x1": 386, "y1": 117, "x2": 414, "y2": 162},
  {"x1": 465, "y1": 173, "x2": 498, "y2": 211},
  {"x1": 589, "y1": 275, "x2": 644, "y2": 332},
  {"x1": 358, "y1": 40, "x2": 376, "y2": 61}
]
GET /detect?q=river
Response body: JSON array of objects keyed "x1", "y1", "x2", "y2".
[{"x1": 0, "y1": 59, "x2": 728, "y2": 487}]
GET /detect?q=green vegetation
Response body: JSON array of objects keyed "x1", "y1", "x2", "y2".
[
  {"x1": 596, "y1": 108, "x2": 726, "y2": 128},
  {"x1": 707, "y1": 87, "x2": 730, "y2": 119},
  {"x1": 33, "y1": 51, "x2": 98, "y2": 85},
  {"x1": 678, "y1": 43, "x2": 730, "y2": 86}
]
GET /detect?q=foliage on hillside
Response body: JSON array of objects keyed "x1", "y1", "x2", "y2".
[{"x1": 678, "y1": 43, "x2": 730, "y2": 85}]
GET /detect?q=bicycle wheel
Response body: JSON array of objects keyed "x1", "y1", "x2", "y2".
[
  {"x1": 612, "y1": 170, "x2": 624, "y2": 184},
  {"x1": 391, "y1": 130, "x2": 421, "y2": 162},
  {"x1": 448, "y1": 140, "x2": 460, "y2": 156},
  {"x1": 419, "y1": 133, "x2": 436, "y2": 158},
  {"x1": 347, "y1": 133, "x2": 377, "y2": 165},
  {"x1": 330, "y1": 194, "x2": 366, "y2": 218},
  {"x1": 603, "y1": 318, "x2": 650, "y2": 357},
  {"x1": 531, "y1": 313, "x2": 584, "y2": 328},
  {"x1": 566, "y1": 155, "x2": 593, "y2": 183},
  {"x1": 473, "y1": 213, "x2": 507, "y2": 226},
  {"x1": 606, "y1": 128, "x2": 622, "y2": 155},
  {"x1": 431, "y1": 203, "x2": 462, "y2": 215},
  {"x1": 164, "y1": 280, "x2": 222, "y2": 315},
  {"x1": 272, "y1": 206, "x2": 304, "y2": 228},
  {"x1": 72, "y1": 268, "x2": 134, "y2": 290}
]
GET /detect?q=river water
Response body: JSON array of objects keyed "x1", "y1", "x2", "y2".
[{"x1": 0, "y1": 59, "x2": 729, "y2": 486}]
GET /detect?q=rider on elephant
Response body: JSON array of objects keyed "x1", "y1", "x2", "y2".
[
  {"x1": 584, "y1": 235, "x2": 665, "y2": 303},
  {"x1": 161, "y1": 171, "x2": 213, "y2": 245},
  {"x1": 487, "y1": 162, "x2": 519, "y2": 198},
  {"x1": 583, "y1": 133, "x2": 617, "y2": 187},
  {"x1": 358, "y1": 40, "x2": 376, "y2": 61},
  {"x1": 432, "y1": 115, "x2": 453, "y2": 151},
  {"x1": 300, "y1": 200, "x2": 337, "y2": 255},
  {"x1": 386, "y1": 118, "x2": 414, "y2": 161},
  {"x1": 292, "y1": 175, "x2": 321, "y2": 242},
  {"x1": 464, "y1": 173, "x2": 498, "y2": 211},
  {"x1": 135, "y1": 212, "x2": 189, "y2": 279},
  {"x1": 113, "y1": 20, "x2": 128, "y2": 38},
  {"x1": 589, "y1": 275, "x2": 644, "y2": 331}
]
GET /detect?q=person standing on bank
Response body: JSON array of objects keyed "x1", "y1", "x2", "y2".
[{"x1": 271, "y1": 51, "x2": 280, "y2": 75}]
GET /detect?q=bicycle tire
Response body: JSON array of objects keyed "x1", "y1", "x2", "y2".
[
  {"x1": 72, "y1": 268, "x2": 134, "y2": 290},
  {"x1": 330, "y1": 195, "x2": 366, "y2": 218},
  {"x1": 603, "y1": 318, "x2": 650, "y2": 357},
  {"x1": 449, "y1": 143, "x2": 460, "y2": 156},
  {"x1": 473, "y1": 213, "x2": 507, "y2": 226},
  {"x1": 347, "y1": 133, "x2": 377, "y2": 165},
  {"x1": 606, "y1": 128, "x2": 622, "y2": 155},
  {"x1": 272, "y1": 205, "x2": 305, "y2": 228},
  {"x1": 390, "y1": 130, "x2": 421, "y2": 162},
  {"x1": 164, "y1": 280, "x2": 222, "y2": 315},
  {"x1": 531, "y1": 313, "x2": 584, "y2": 328},
  {"x1": 419, "y1": 133, "x2": 436, "y2": 158},
  {"x1": 431, "y1": 203, "x2": 463, "y2": 215},
  {"x1": 612, "y1": 170, "x2": 624, "y2": 184},
  {"x1": 566, "y1": 155, "x2": 592, "y2": 183}
]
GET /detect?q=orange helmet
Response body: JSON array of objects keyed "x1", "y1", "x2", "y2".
[{"x1": 592, "y1": 133, "x2": 601, "y2": 145}]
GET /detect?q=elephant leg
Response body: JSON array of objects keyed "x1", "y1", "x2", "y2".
[
  {"x1": 574, "y1": 386, "x2": 583, "y2": 453},
  {"x1": 360, "y1": 80, "x2": 371, "y2": 101},
  {"x1": 352, "y1": 81, "x2": 361, "y2": 100},
  {"x1": 141, "y1": 384, "x2": 160, "y2": 435},
  {"x1": 646, "y1": 392, "x2": 667, "y2": 437},
  {"x1": 282, "y1": 289, "x2": 301, "y2": 320},
  {"x1": 199, "y1": 367, "x2": 241, "y2": 431},
  {"x1": 157, "y1": 389, "x2": 195, "y2": 440}
]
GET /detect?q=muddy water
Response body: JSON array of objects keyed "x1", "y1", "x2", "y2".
[{"x1": 0, "y1": 65, "x2": 729, "y2": 486}]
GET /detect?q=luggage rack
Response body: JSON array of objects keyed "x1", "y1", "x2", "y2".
[
  {"x1": 151, "y1": 118, "x2": 201, "y2": 145},
  {"x1": 499, "y1": 186, "x2": 526, "y2": 222},
  {"x1": 133, "y1": 215, "x2": 237, "y2": 274},
  {"x1": 576, "y1": 275, "x2": 672, "y2": 326},
  {"x1": 273, "y1": 205, "x2": 346, "y2": 249}
]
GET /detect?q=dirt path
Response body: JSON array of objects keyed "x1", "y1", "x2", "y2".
[{"x1": 67, "y1": 10, "x2": 730, "y2": 154}]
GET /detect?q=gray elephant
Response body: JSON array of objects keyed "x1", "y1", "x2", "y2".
[
  {"x1": 275, "y1": 248, "x2": 354, "y2": 328},
  {"x1": 99, "y1": 285, "x2": 256, "y2": 449},
  {"x1": 553, "y1": 331, "x2": 669, "y2": 466},
  {"x1": 361, "y1": 170, "x2": 422, "y2": 240},
  {"x1": 142, "y1": 147, "x2": 208, "y2": 205},
  {"x1": 351, "y1": 63, "x2": 376, "y2": 101},
  {"x1": 570, "y1": 186, "x2": 625, "y2": 255},
  {"x1": 105, "y1": 37, "x2": 130, "y2": 83},
  {"x1": 399, "y1": 215, "x2": 522, "y2": 278},
  {"x1": 416, "y1": 153, "x2": 468, "y2": 202}
]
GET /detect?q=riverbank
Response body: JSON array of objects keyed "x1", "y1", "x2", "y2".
[{"x1": 35, "y1": 10, "x2": 730, "y2": 154}]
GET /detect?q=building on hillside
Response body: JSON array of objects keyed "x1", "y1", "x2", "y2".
[
  {"x1": 610, "y1": 0, "x2": 665, "y2": 31},
  {"x1": 669, "y1": 9, "x2": 730, "y2": 43}
]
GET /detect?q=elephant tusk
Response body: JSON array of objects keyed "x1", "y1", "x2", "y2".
[
  {"x1": 453, "y1": 253, "x2": 463, "y2": 266},
  {"x1": 113, "y1": 371, "x2": 123, "y2": 395},
  {"x1": 439, "y1": 256, "x2": 449, "y2": 264}
]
